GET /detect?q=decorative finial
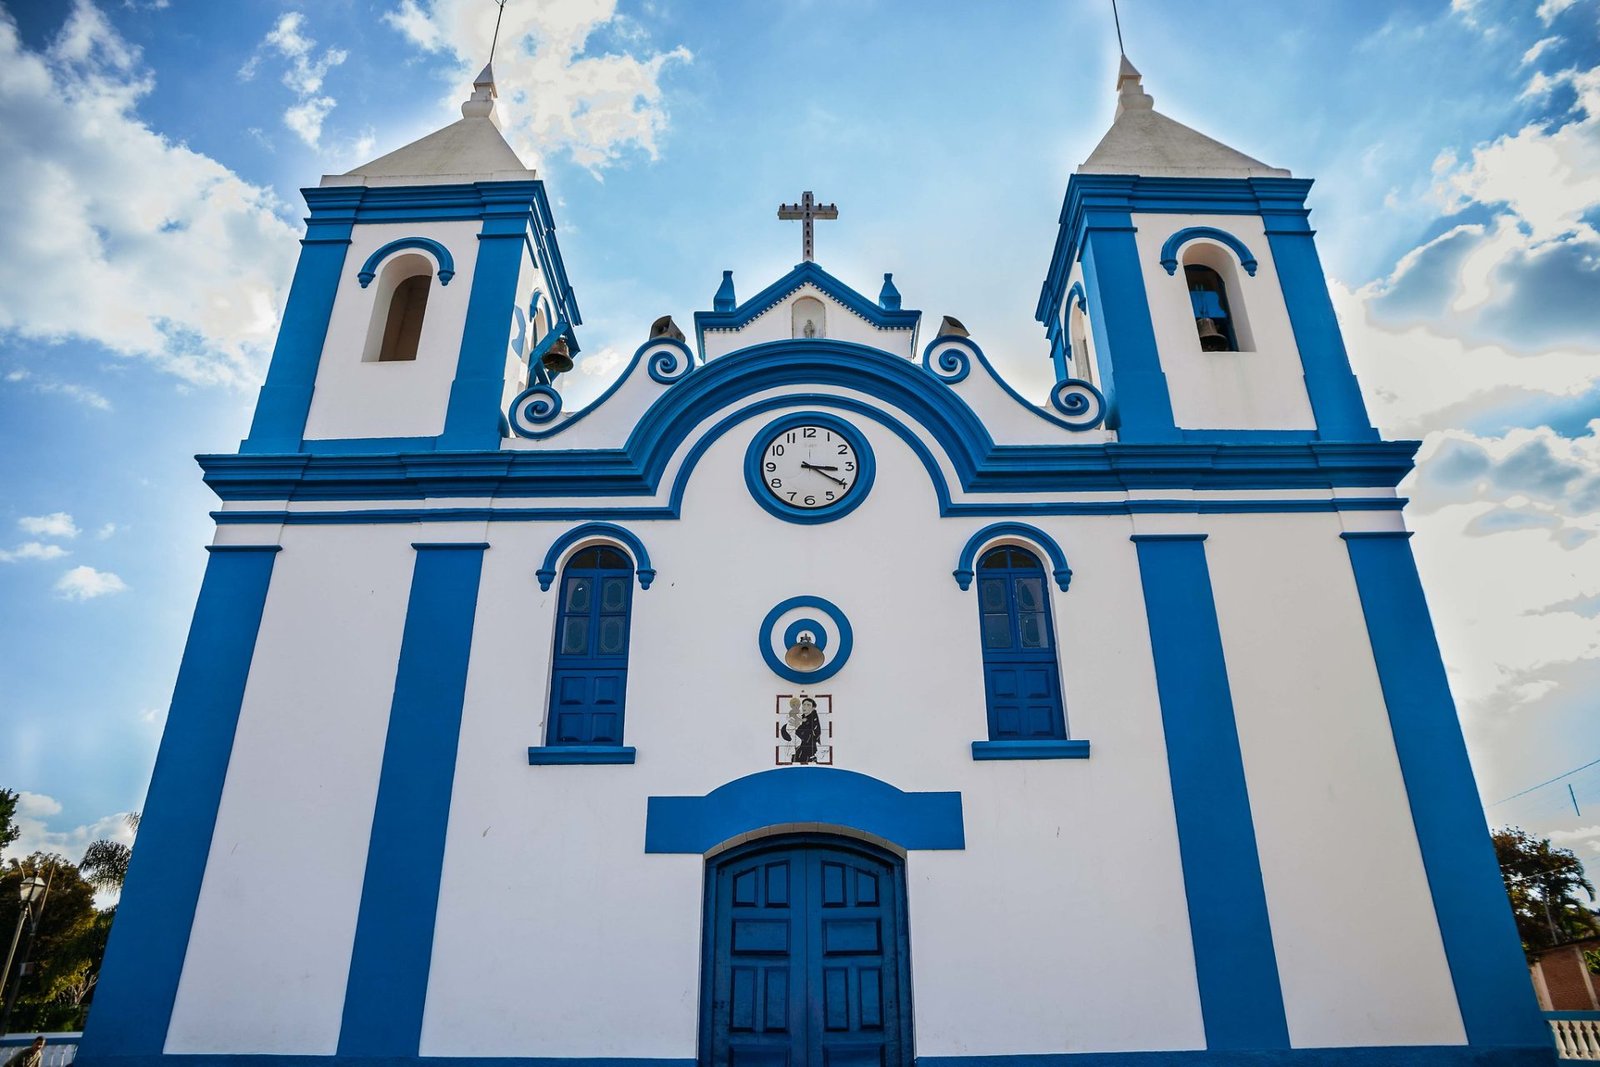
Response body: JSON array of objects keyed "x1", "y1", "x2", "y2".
[
  {"x1": 777, "y1": 191, "x2": 839, "y2": 263},
  {"x1": 879, "y1": 273, "x2": 902, "y2": 311},
  {"x1": 713, "y1": 271, "x2": 737, "y2": 312},
  {"x1": 1114, "y1": 54, "x2": 1153, "y2": 116}
]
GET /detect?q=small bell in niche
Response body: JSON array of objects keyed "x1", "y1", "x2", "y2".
[
  {"x1": 1195, "y1": 317, "x2": 1229, "y2": 352},
  {"x1": 541, "y1": 336, "x2": 574, "y2": 375},
  {"x1": 784, "y1": 632, "x2": 825, "y2": 672}
]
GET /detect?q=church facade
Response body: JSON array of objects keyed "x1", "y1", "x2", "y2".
[{"x1": 80, "y1": 60, "x2": 1554, "y2": 1067}]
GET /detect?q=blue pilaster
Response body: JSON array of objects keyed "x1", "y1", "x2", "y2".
[
  {"x1": 441, "y1": 184, "x2": 537, "y2": 451},
  {"x1": 1078, "y1": 186, "x2": 1177, "y2": 442},
  {"x1": 78, "y1": 545, "x2": 280, "y2": 1059},
  {"x1": 1341, "y1": 532, "x2": 1550, "y2": 1050},
  {"x1": 338, "y1": 542, "x2": 488, "y2": 1056},
  {"x1": 241, "y1": 189, "x2": 361, "y2": 454},
  {"x1": 1253, "y1": 180, "x2": 1379, "y2": 443},
  {"x1": 1132, "y1": 534, "x2": 1288, "y2": 1051}
]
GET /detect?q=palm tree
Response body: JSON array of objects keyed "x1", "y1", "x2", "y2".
[{"x1": 78, "y1": 813, "x2": 139, "y2": 893}]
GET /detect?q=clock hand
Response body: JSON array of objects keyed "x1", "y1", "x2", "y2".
[
  {"x1": 800, "y1": 462, "x2": 840, "y2": 472},
  {"x1": 805, "y1": 467, "x2": 848, "y2": 488}
]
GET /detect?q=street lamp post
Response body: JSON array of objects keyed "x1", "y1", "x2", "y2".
[{"x1": 0, "y1": 874, "x2": 50, "y2": 1036}]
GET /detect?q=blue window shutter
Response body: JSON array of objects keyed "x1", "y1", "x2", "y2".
[
  {"x1": 975, "y1": 547, "x2": 1066, "y2": 740},
  {"x1": 546, "y1": 547, "x2": 633, "y2": 745}
]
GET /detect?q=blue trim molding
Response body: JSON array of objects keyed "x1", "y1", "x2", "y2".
[
  {"x1": 536, "y1": 522, "x2": 655, "y2": 591},
  {"x1": 970, "y1": 739, "x2": 1090, "y2": 760},
  {"x1": 1133, "y1": 533, "x2": 1290, "y2": 1050},
  {"x1": 1342, "y1": 531, "x2": 1551, "y2": 1049},
  {"x1": 644, "y1": 768, "x2": 964, "y2": 853},
  {"x1": 355, "y1": 236, "x2": 456, "y2": 287},
  {"x1": 78, "y1": 546, "x2": 281, "y2": 1059},
  {"x1": 339, "y1": 542, "x2": 487, "y2": 1057},
  {"x1": 511, "y1": 337, "x2": 693, "y2": 441},
  {"x1": 694, "y1": 261, "x2": 921, "y2": 357},
  {"x1": 528, "y1": 744, "x2": 637, "y2": 765},
  {"x1": 920, "y1": 335, "x2": 1105, "y2": 435},
  {"x1": 1158, "y1": 226, "x2": 1259, "y2": 277},
  {"x1": 759, "y1": 595, "x2": 854, "y2": 684},
  {"x1": 954, "y1": 522, "x2": 1073, "y2": 592},
  {"x1": 743, "y1": 410, "x2": 877, "y2": 524}
]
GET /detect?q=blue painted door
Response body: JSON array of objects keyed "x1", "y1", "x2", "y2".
[
  {"x1": 703, "y1": 837, "x2": 912, "y2": 1067},
  {"x1": 975, "y1": 546, "x2": 1065, "y2": 739}
]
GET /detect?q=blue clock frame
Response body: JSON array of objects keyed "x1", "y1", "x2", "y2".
[{"x1": 743, "y1": 410, "x2": 877, "y2": 524}]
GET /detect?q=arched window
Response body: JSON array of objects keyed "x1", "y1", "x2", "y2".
[
  {"x1": 792, "y1": 296, "x2": 825, "y2": 339},
  {"x1": 975, "y1": 546, "x2": 1065, "y2": 740},
  {"x1": 362, "y1": 253, "x2": 434, "y2": 363},
  {"x1": 547, "y1": 545, "x2": 635, "y2": 746},
  {"x1": 1068, "y1": 302, "x2": 1095, "y2": 384},
  {"x1": 1180, "y1": 242, "x2": 1253, "y2": 353}
]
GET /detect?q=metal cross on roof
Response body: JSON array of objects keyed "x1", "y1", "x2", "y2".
[{"x1": 777, "y1": 191, "x2": 838, "y2": 263}]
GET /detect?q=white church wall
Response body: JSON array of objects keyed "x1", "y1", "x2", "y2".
[
  {"x1": 701, "y1": 284, "x2": 916, "y2": 360},
  {"x1": 166, "y1": 526, "x2": 419, "y2": 1053},
  {"x1": 302, "y1": 220, "x2": 481, "y2": 442},
  {"x1": 1130, "y1": 212, "x2": 1316, "y2": 432},
  {"x1": 423, "y1": 408, "x2": 1205, "y2": 1057},
  {"x1": 1204, "y1": 515, "x2": 1466, "y2": 1048}
]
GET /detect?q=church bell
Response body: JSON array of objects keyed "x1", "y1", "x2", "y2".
[
  {"x1": 541, "y1": 337, "x2": 574, "y2": 374},
  {"x1": 1195, "y1": 317, "x2": 1229, "y2": 352}
]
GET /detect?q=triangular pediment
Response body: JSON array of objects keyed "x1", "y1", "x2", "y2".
[{"x1": 694, "y1": 262, "x2": 921, "y2": 361}]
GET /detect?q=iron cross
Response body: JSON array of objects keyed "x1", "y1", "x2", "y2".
[{"x1": 777, "y1": 191, "x2": 838, "y2": 262}]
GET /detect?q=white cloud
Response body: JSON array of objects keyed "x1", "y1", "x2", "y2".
[
  {"x1": 96, "y1": 522, "x2": 117, "y2": 539},
  {"x1": 19, "y1": 513, "x2": 80, "y2": 539},
  {"x1": 383, "y1": 0, "x2": 692, "y2": 174},
  {"x1": 5, "y1": 793, "x2": 137, "y2": 893},
  {"x1": 245, "y1": 11, "x2": 348, "y2": 148},
  {"x1": 1537, "y1": 0, "x2": 1580, "y2": 23},
  {"x1": 3, "y1": 368, "x2": 112, "y2": 410},
  {"x1": 1521, "y1": 35, "x2": 1562, "y2": 65},
  {"x1": 54, "y1": 564, "x2": 128, "y2": 600},
  {"x1": 1434, "y1": 64, "x2": 1600, "y2": 244},
  {"x1": 577, "y1": 344, "x2": 626, "y2": 377},
  {"x1": 0, "y1": 542, "x2": 71, "y2": 563},
  {"x1": 0, "y1": 2, "x2": 299, "y2": 388}
]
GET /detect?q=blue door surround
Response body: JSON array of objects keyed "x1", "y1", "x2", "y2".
[{"x1": 701, "y1": 834, "x2": 914, "y2": 1067}]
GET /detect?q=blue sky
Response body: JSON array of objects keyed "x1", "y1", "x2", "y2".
[{"x1": 1, "y1": 0, "x2": 1599, "y2": 878}]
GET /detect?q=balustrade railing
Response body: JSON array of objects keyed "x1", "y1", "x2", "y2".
[
  {"x1": 0, "y1": 1033, "x2": 79, "y2": 1067},
  {"x1": 1551, "y1": 1012, "x2": 1600, "y2": 1060}
]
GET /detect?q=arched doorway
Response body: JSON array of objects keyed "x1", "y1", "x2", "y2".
[{"x1": 700, "y1": 833, "x2": 913, "y2": 1067}]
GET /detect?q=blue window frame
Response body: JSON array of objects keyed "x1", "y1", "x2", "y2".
[
  {"x1": 546, "y1": 545, "x2": 634, "y2": 746},
  {"x1": 975, "y1": 545, "x2": 1066, "y2": 740}
]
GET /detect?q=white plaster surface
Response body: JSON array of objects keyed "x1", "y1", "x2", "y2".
[
  {"x1": 1131, "y1": 212, "x2": 1317, "y2": 431},
  {"x1": 1205, "y1": 516, "x2": 1466, "y2": 1048},
  {"x1": 423, "y1": 411, "x2": 1205, "y2": 1058},
  {"x1": 303, "y1": 220, "x2": 481, "y2": 442},
  {"x1": 166, "y1": 527, "x2": 419, "y2": 1053}
]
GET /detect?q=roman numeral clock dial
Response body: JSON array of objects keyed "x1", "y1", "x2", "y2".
[{"x1": 762, "y1": 424, "x2": 858, "y2": 509}]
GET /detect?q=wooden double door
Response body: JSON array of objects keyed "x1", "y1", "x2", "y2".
[{"x1": 702, "y1": 836, "x2": 913, "y2": 1067}]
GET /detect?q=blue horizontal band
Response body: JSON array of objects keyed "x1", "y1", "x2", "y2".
[
  {"x1": 527, "y1": 745, "x2": 637, "y2": 765},
  {"x1": 1130, "y1": 533, "x2": 1208, "y2": 542},
  {"x1": 971, "y1": 739, "x2": 1091, "y2": 760},
  {"x1": 204, "y1": 544, "x2": 283, "y2": 553},
  {"x1": 411, "y1": 542, "x2": 491, "y2": 550},
  {"x1": 1340, "y1": 530, "x2": 1414, "y2": 540}
]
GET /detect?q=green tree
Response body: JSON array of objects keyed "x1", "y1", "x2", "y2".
[
  {"x1": 0, "y1": 854, "x2": 99, "y2": 1031},
  {"x1": 0, "y1": 790, "x2": 20, "y2": 862},
  {"x1": 1493, "y1": 826, "x2": 1600, "y2": 957}
]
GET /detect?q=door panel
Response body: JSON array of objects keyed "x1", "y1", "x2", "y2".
[{"x1": 705, "y1": 839, "x2": 910, "y2": 1067}]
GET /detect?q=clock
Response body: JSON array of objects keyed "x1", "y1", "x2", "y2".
[{"x1": 744, "y1": 412, "x2": 876, "y2": 523}]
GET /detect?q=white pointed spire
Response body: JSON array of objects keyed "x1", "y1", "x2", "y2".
[
  {"x1": 461, "y1": 62, "x2": 500, "y2": 127},
  {"x1": 1078, "y1": 53, "x2": 1290, "y2": 179},
  {"x1": 1114, "y1": 54, "x2": 1153, "y2": 118}
]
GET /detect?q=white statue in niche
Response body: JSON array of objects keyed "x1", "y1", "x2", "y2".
[{"x1": 792, "y1": 296, "x2": 825, "y2": 339}]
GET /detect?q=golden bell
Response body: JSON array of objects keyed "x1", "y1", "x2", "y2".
[
  {"x1": 784, "y1": 634, "x2": 825, "y2": 672},
  {"x1": 1196, "y1": 317, "x2": 1229, "y2": 352},
  {"x1": 541, "y1": 337, "x2": 574, "y2": 374}
]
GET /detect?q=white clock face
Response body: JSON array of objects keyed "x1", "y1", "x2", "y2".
[{"x1": 760, "y1": 424, "x2": 860, "y2": 510}]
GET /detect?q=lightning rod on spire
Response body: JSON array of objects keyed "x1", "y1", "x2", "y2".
[
  {"x1": 489, "y1": 0, "x2": 509, "y2": 67},
  {"x1": 1111, "y1": 0, "x2": 1126, "y2": 56}
]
